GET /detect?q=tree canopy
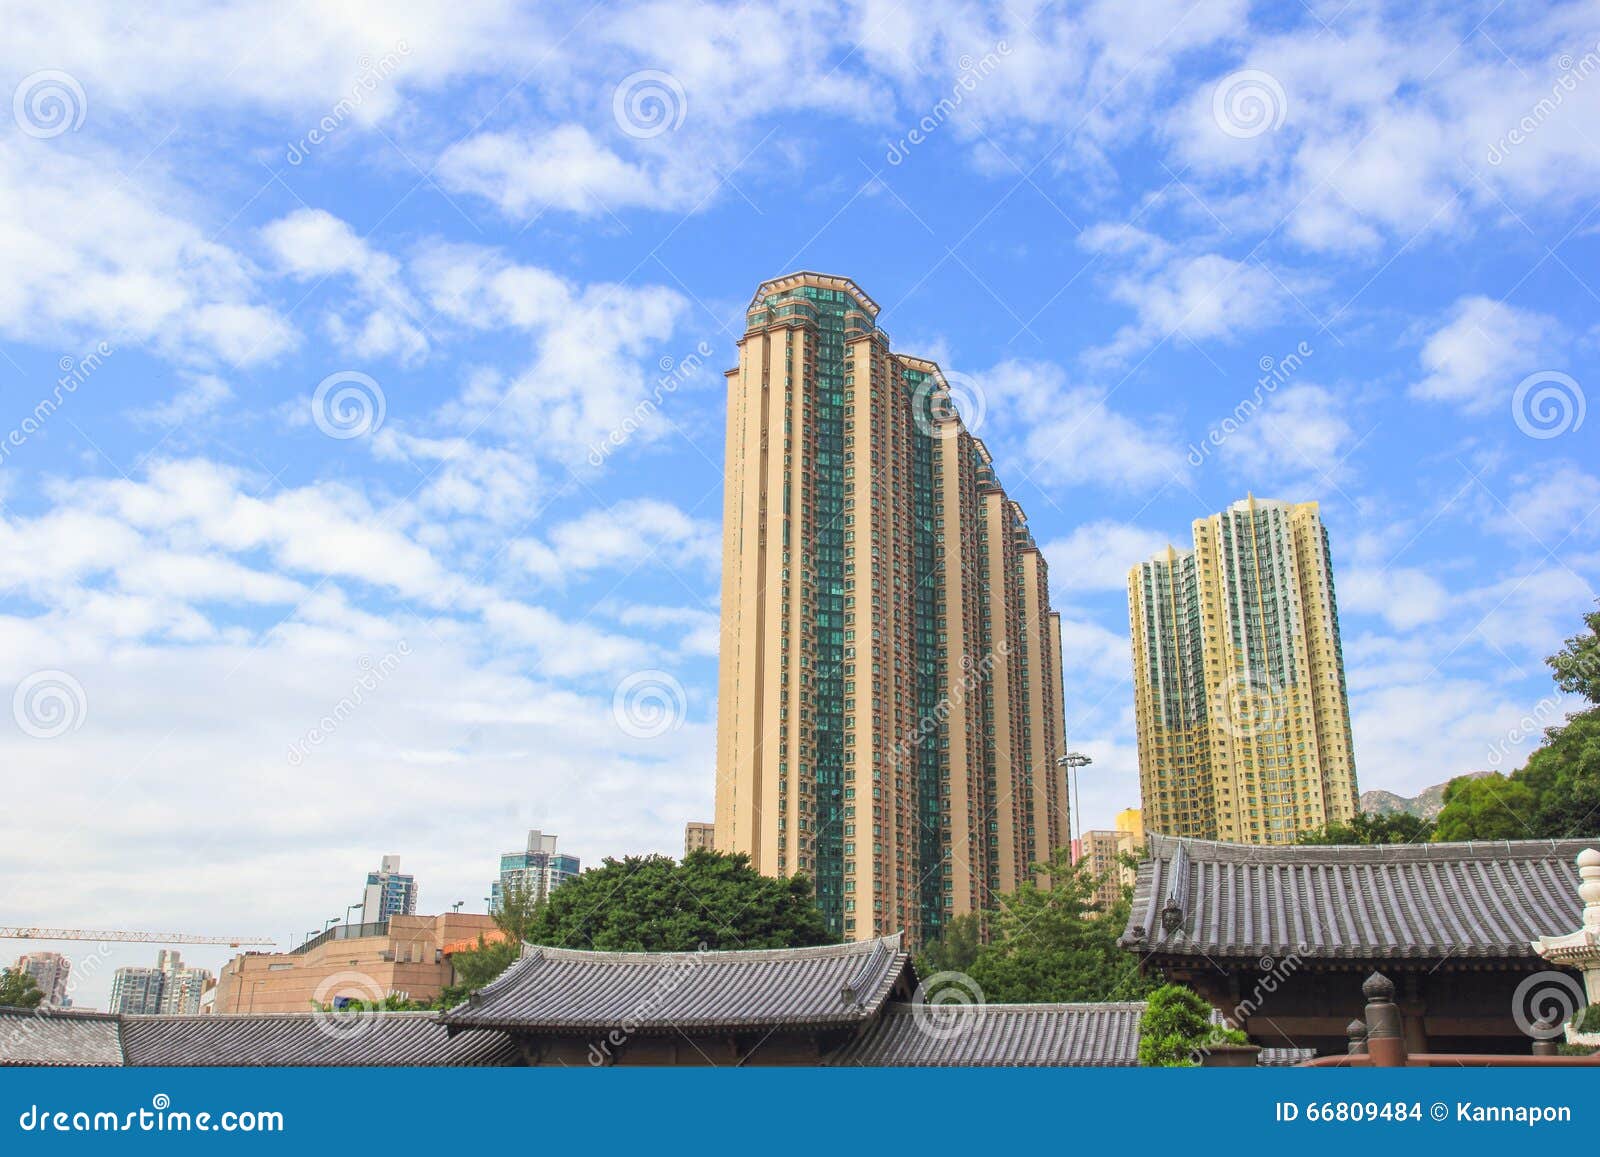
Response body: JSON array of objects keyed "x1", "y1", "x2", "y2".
[
  {"x1": 1296, "y1": 811, "x2": 1435, "y2": 845},
  {"x1": 525, "y1": 850, "x2": 836, "y2": 952},
  {"x1": 1137, "y1": 984, "x2": 1245, "y2": 1067},
  {"x1": 1433, "y1": 601, "x2": 1600, "y2": 841},
  {"x1": 956, "y1": 847, "x2": 1158, "y2": 1004},
  {"x1": 0, "y1": 967, "x2": 44, "y2": 1009}
]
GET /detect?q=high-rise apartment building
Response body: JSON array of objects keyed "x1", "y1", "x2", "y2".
[
  {"x1": 1114, "y1": 808, "x2": 1144, "y2": 847},
  {"x1": 15, "y1": 952, "x2": 72, "y2": 1008},
  {"x1": 490, "y1": 830, "x2": 579, "y2": 910},
  {"x1": 1128, "y1": 496, "x2": 1358, "y2": 844},
  {"x1": 362, "y1": 855, "x2": 417, "y2": 922},
  {"x1": 109, "y1": 950, "x2": 212, "y2": 1015},
  {"x1": 714, "y1": 272, "x2": 1070, "y2": 947}
]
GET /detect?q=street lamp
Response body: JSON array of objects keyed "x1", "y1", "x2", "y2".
[
  {"x1": 346, "y1": 902, "x2": 363, "y2": 930},
  {"x1": 451, "y1": 900, "x2": 464, "y2": 913},
  {"x1": 1057, "y1": 751, "x2": 1093, "y2": 853}
]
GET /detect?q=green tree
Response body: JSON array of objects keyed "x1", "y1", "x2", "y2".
[
  {"x1": 1518, "y1": 709, "x2": 1600, "y2": 838},
  {"x1": 1433, "y1": 603, "x2": 1600, "y2": 842},
  {"x1": 1432, "y1": 773, "x2": 1541, "y2": 841},
  {"x1": 0, "y1": 968, "x2": 45, "y2": 1009},
  {"x1": 491, "y1": 875, "x2": 543, "y2": 947},
  {"x1": 1137, "y1": 984, "x2": 1245, "y2": 1067},
  {"x1": 1297, "y1": 811, "x2": 1435, "y2": 845},
  {"x1": 526, "y1": 850, "x2": 835, "y2": 951},
  {"x1": 916, "y1": 911, "x2": 983, "y2": 979},
  {"x1": 439, "y1": 935, "x2": 521, "y2": 1008},
  {"x1": 1549, "y1": 603, "x2": 1600, "y2": 706},
  {"x1": 963, "y1": 847, "x2": 1157, "y2": 1004}
]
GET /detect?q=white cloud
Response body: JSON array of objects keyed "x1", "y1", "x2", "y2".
[
  {"x1": 1340, "y1": 565, "x2": 1453, "y2": 631},
  {"x1": 1041, "y1": 521, "x2": 1173, "y2": 592},
  {"x1": 1091, "y1": 250, "x2": 1287, "y2": 363},
  {"x1": 1213, "y1": 382, "x2": 1355, "y2": 481},
  {"x1": 510, "y1": 498, "x2": 718, "y2": 585},
  {"x1": 1411, "y1": 296, "x2": 1558, "y2": 414},
  {"x1": 261, "y1": 209, "x2": 428, "y2": 365},
  {"x1": 1482, "y1": 462, "x2": 1600, "y2": 546},
  {"x1": 0, "y1": 143, "x2": 295, "y2": 366},
  {"x1": 439, "y1": 125, "x2": 709, "y2": 218},
  {"x1": 979, "y1": 360, "x2": 1185, "y2": 492}
]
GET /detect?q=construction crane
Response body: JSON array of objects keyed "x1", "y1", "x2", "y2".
[{"x1": 1, "y1": 927, "x2": 275, "y2": 948}]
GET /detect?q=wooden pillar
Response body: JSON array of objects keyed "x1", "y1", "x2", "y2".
[{"x1": 1400, "y1": 972, "x2": 1428, "y2": 1056}]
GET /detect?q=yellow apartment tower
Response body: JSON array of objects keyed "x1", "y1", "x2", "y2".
[
  {"x1": 1128, "y1": 496, "x2": 1358, "y2": 844},
  {"x1": 714, "y1": 273, "x2": 1070, "y2": 946}
]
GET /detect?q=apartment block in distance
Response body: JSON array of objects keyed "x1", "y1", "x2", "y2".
[
  {"x1": 362, "y1": 854, "x2": 417, "y2": 922},
  {"x1": 15, "y1": 952, "x2": 72, "y2": 1008},
  {"x1": 109, "y1": 950, "x2": 212, "y2": 1015},
  {"x1": 714, "y1": 272, "x2": 1070, "y2": 947},
  {"x1": 1128, "y1": 496, "x2": 1358, "y2": 844},
  {"x1": 684, "y1": 821, "x2": 716, "y2": 857},
  {"x1": 490, "y1": 830, "x2": 579, "y2": 910},
  {"x1": 1078, "y1": 829, "x2": 1137, "y2": 913}
]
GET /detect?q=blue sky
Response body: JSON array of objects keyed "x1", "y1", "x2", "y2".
[{"x1": 2, "y1": 0, "x2": 1597, "y2": 1005}]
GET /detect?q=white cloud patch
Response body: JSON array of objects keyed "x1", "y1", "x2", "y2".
[{"x1": 1411, "y1": 296, "x2": 1558, "y2": 414}]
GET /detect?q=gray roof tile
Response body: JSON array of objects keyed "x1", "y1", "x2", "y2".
[
  {"x1": 1121, "y1": 835, "x2": 1592, "y2": 960},
  {"x1": 441, "y1": 935, "x2": 911, "y2": 1033},
  {"x1": 830, "y1": 1001, "x2": 1145, "y2": 1066},
  {"x1": 0, "y1": 1008, "x2": 124, "y2": 1066},
  {"x1": 120, "y1": 1012, "x2": 518, "y2": 1066}
]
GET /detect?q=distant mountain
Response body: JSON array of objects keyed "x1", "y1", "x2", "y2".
[{"x1": 1360, "y1": 772, "x2": 1491, "y2": 820}]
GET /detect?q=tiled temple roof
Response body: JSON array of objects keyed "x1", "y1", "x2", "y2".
[
  {"x1": 440, "y1": 935, "x2": 912, "y2": 1033},
  {"x1": 120, "y1": 1012, "x2": 518, "y2": 1067},
  {"x1": 0, "y1": 1007, "x2": 124, "y2": 1066},
  {"x1": 1121, "y1": 834, "x2": 1592, "y2": 960},
  {"x1": 830, "y1": 1001, "x2": 1145, "y2": 1066}
]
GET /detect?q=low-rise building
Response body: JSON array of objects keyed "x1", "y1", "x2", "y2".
[
  {"x1": 213, "y1": 913, "x2": 496, "y2": 1015},
  {"x1": 684, "y1": 822, "x2": 715, "y2": 857}
]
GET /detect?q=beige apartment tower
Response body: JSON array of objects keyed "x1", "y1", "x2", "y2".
[
  {"x1": 714, "y1": 273, "x2": 1070, "y2": 946},
  {"x1": 1128, "y1": 496, "x2": 1358, "y2": 844}
]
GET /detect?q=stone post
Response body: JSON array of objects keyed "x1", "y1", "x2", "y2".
[
  {"x1": 1530, "y1": 848, "x2": 1600, "y2": 1026},
  {"x1": 1346, "y1": 1018, "x2": 1368, "y2": 1056},
  {"x1": 1362, "y1": 972, "x2": 1407, "y2": 1067}
]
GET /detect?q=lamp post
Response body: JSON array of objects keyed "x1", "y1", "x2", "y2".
[
  {"x1": 346, "y1": 902, "x2": 363, "y2": 931},
  {"x1": 1057, "y1": 751, "x2": 1093, "y2": 855},
  {"x1": 451, "y1": 900, "x2": 464, "y2": 913}
]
